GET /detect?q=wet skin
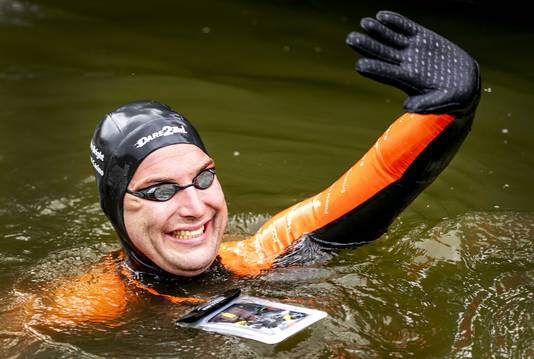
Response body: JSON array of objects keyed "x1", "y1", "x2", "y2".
[{"x1": 123, "y1": 144, "x2": 228, "y2": 276}]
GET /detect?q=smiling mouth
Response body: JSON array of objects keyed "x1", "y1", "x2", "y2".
[{"x1": 172, "y1": 224, "x2": 206, "y2": 240}]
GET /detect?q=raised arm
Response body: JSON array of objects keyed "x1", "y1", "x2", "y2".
[{"x1": 219, "y1": 11, "x2": 480, "y2": 276}]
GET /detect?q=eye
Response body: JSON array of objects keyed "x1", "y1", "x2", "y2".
[
  {"x1": 152, "y1": 184, "x2": 177, "y2": 201},
  {"x1": 194, "y1": 169, "x2": 216, "y2": 189}
]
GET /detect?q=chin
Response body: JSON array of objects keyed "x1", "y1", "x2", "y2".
[
  {"x1": 168, "y1": 261, "x2": 213, "y2": 277},
  {"x1": 164, "y1": 249, "x2": 218, "y2": 277},
  {"x1": 174, "y1": 267, "x2": 210, "y2": 277}
]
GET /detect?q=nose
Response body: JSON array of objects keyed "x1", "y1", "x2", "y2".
[{"x1": 172, "y1": 186, "x2": 206, "y2": 219}]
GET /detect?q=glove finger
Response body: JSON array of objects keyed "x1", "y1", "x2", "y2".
[
  {"x1": 347, "y1": 32, "x2": 402, "y2": 65},
  {"x1": 356, "y1": 58, "x2": 419, "y2": 95},
  {"x1": 376, "y1": 11, "x2": 419, "y2": 37},
  {"x1": 360, "y1": 17, "x2": 409, "y2": 49}
]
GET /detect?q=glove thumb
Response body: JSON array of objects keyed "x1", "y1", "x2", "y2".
[{"x1": 403, "y1": 90, "x2": 452, "y2": 114}]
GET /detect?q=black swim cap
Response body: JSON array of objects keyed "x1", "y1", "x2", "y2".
[{"x1": 90, "y1": 100, "x2": 208, "y2": 273}]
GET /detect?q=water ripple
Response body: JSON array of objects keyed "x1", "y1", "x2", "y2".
[{"x1": 1, "y1": 210, "x2": 532, "y2": 357}]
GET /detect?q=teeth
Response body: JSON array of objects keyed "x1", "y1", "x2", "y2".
[{"x1": 173, "y1": 226, "x2": 205, "y2": 240}]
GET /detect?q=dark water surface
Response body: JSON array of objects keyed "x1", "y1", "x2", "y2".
[{"x1": 1, "y1": 0, "x2": 533, "y2": 357}]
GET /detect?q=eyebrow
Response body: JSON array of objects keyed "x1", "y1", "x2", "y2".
[{"x1": 136, "y1": 159, "x2": 215, "y2": 189}]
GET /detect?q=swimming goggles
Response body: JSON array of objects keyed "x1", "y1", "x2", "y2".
[{"x1": 126, "y1": 168, "x2": 216, "y2": 201}]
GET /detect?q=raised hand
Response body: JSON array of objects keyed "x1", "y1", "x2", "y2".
[{"x1": 346, "y1": 10, "x2": 480, "y2": 115}]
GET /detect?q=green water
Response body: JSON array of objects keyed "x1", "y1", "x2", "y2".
[{"x1": 1, "y1": 0, "x2": 533, "y2": 357}]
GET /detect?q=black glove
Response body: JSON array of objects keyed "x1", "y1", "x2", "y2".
[{"x1": 346, "y1": 10, "x2": 480, "y2": 116}]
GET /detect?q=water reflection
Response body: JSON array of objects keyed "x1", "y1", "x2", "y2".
[
  {"x1": 1, "y1": 211, "x2": 532, "y2": 357},
  {"x1": 0, "y1": 0, "x2": 43, "y2": 27}
]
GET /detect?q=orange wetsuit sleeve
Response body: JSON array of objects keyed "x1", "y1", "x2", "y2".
[
  {"x1": 42, "y1": 253, "x2": 206, "y2": 325},
  {"x1": 43, "y1": 254, "x2": 134, "y2": 325},
  {"x1": 219, "y1": 112, "x2": 473, "y2": 276}
]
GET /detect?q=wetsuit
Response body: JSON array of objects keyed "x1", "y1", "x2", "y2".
[
  {"x1": 51, "y1": 11, "x2": 480, "y2": 323},
  {"x1": 220, "y1": 10, "x2": 480, "y2": 276}
]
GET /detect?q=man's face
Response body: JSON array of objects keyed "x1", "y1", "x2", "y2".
[{"x1": 123, "y1": 144, "x2": 228, "y2": 276}]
